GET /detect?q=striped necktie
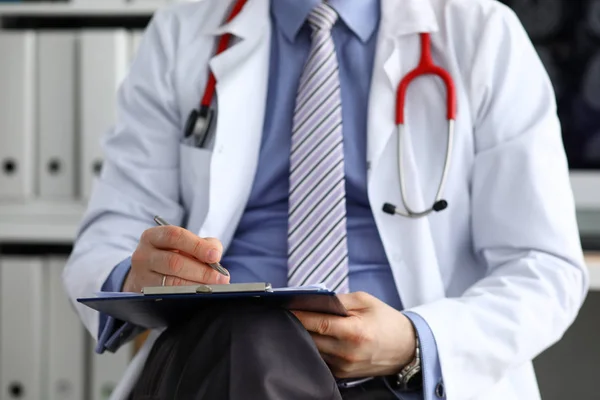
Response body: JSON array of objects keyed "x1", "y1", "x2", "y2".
[{"x1": 287, "y1": 3, "x2": 349, "y2": 294}]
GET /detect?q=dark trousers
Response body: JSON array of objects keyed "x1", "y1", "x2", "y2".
[{"x1": 130, "y1": 303, "x2": 397, "y2": 400}]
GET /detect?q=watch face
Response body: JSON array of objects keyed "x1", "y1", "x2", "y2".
[
  {"x1": 385, "y1": 370, "x2": 423, "y2": 392},
  {"x1": 385, "y1": 374, "x2": 403, "y2": 390},
  {"x1": 406, "y1": 370, "x2": 423, "y2": 391}
]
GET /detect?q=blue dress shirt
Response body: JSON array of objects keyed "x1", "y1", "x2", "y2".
[
  {"x1": 221, "y1": 0, "x2": 402, "y2": 306},
  {"x1": 98, "y1": 0, "x2": 445, "y2": 398}
]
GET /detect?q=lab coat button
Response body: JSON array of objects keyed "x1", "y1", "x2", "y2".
[{"x1": 435, "y1": 381, "x2": 445, "y2": 398}]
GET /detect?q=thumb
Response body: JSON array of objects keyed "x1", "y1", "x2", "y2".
[
  {"x1": 201, "y1": 237, "x2": 223, "y2": 263},
  {"x1": 337, "y1": 291, "x2": 377, "y2": 311}
]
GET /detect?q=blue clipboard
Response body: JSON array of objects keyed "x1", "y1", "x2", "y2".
[{"x1": 78, "y1": 283, "x2": 348, "y2": 329}]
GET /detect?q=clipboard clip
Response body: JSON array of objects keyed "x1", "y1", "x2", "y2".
[
  {"x1": 141, "y1": 282, "x2": 272, "y2": 296},
  {"x1": 195, "y1": 284, "x2": 213, "y2": 294}
]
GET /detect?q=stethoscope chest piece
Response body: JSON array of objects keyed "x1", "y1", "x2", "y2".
[{"x1": 184, "y1": 105, "x2": 215, "y2": 148}]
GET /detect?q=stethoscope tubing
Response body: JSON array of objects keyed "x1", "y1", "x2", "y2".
[
  {"x1": 395, "y1": 121, "x2": 455, "y2": 218},
  {"x1": 387, "y1": 32, "x2": 457, "y2": 218}
]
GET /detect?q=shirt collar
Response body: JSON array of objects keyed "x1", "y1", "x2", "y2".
[{"x1": 271, "y1": 0, "x2": 380, "y2": 43}]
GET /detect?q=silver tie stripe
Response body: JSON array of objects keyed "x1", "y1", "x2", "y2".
[{"x1": 287, "y1": 3, "x2": 349, "y2": 294}]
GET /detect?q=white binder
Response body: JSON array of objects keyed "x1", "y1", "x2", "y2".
[
  {"x1": 37, "y1": 32, "x2": 77, "y2": 200},
  {"x1": 0, "y1": 32, "x2": 36, "y2": 201},
  {"x1": 0, "y1": 257, "x2": 45, "y2": 400},
  {"x1": 130, "y1": 30, "x2": 145, "y2": 63},
  {"x1": 70, "y1": 0, "x2": 126, "y2": 4},
  {"x1": 46, "y1": 257, "x2": 86, "y2": 400},
  {"x1": 79, "y1": 30, "x2": 129, "y2": 199},
  {"x1": 90, "y1": 341, "x2": 132, "y2": 400}
]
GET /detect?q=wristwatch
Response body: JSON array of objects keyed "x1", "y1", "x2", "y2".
[{"x1": 387, "y1": 336, "x2": 422, "y2": 391}]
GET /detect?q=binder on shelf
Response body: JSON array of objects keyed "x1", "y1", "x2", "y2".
[
  {"x1": 0, "y1": 257, "x2": 45, "y2": 400},
  {"x1": 130, "y1": 30, "x2": 145, "y2": 63},
  {"x1": 0, "y1": 32, "x2": 36, "y2": 201},
  {"x1": 70, "y1": 0, "x2": 128, "y2": 4},
  {"x1": 90, "y1": 341, "x2": 132, "y2": 400},
  {"x1": 79, "y1": 30, "x2": 129, "y2": 199},
  {"x1": 46, "y1": 257, "x2": 86, "y2": 400},
  {"x1": 38, "y1": 32, "x2": 78, "y2": 200}
]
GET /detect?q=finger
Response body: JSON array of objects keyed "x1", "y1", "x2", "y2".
[
  {"x1": 137, "y1": 271, "x2": 206, "y2": 289},
  {"x1": 337, "y1": 292, "x2": 376, "y2": 311},
  {"x1": 161, "y1": 274, "x2": 211, "y2": 287},
  {"x1": 310, "y1": 332, "x2": 344, "y2": 357},
  {"x1": 292, "y1": 311, "x2": 347, "y2": 338},
  {"x1": 202, "y1": 237, "x2": 224, "y2": 263},
  {"x1": 149, "y1": 249, "x2": 229, "y2": 284},
  {"x1": 319, "y1": 353, "x2": 355, "y2": 379},
  {"x1": 311, "y1": 332, "x2": 363, "y2": 369},
  {"x1": 142, "y1": 227, "x2": 223, "y2": 264},
  {"x1": 320, "y1": 352, "x2": 339, "y2": 366}
]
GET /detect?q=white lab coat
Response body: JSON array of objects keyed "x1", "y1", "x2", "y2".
[{"x1": 63, "y1": 0, "x2": 589, "y2": 398}]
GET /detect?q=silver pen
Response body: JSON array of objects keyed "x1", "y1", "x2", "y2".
[{"x1": 153, "y1": 215, "x2": 230, "y2": 277}]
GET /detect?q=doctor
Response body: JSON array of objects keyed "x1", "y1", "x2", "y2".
[{"x1": 63, "y1": 0, "x2": 589, "y2": 398}]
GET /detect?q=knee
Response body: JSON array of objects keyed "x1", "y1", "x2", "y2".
[
  {"x1": 208, "y1": 302, "x2": 305, "y2": 340},
  {"x1": 216, "y1": 302, "x2": 296, "y2": 330}
]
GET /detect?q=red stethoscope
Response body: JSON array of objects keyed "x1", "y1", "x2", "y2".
[
  {"x1": 185, "y1": 0, "x2": 457, "y2": 219},
  {"x1": 183, "y1": 0, "x2": 248, "y2": 148},
  {"x1": 383, "y1": 33, "x2": 457, "y2": 218}
]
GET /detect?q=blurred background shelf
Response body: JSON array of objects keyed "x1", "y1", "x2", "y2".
[
  {"x1": 0, "y1": 201, "x2": 86, "y2": 243},
  {"x1": 586, "y1": 253, "x2": 600, "y2": 290},
  {"x1": 0, "y1": 2, "x2": 165, "y2": 17}
]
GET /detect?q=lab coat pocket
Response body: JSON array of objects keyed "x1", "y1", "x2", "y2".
[{"x1": 179, "y1": 143, "x2": 212, "y2": 229}]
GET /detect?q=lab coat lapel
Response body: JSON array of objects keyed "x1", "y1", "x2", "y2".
[
  {"x1": 367, "y1": 0, "x2": 439, "y2": 168},
  {"x1": 198, "y1": 0, "x2": 271, "y2": 246},
  {"x1": 367, "y1": 0, "x2": 446, "y2": 308}
]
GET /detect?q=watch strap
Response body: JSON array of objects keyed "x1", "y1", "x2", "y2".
[{"x1": 388, "y1": 336, "x2": 422, "y2": 391}]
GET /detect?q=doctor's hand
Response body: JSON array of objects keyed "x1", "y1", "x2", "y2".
[
  {"x1": 292, "y1": 292, "x2": 416, "y2": 379},
  {"x1": 123, "y1": 226, "x2": 229, "y2": 293}
]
